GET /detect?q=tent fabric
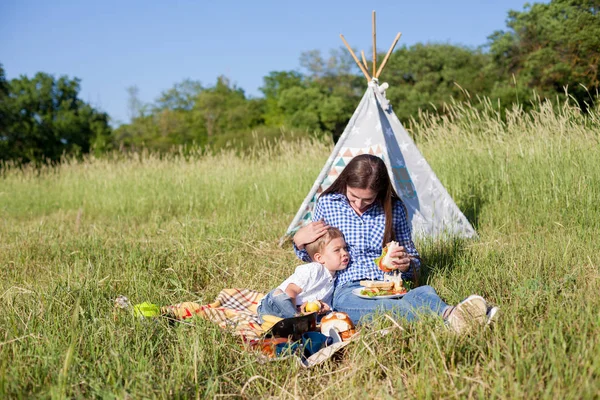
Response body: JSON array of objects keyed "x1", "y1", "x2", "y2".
[{"x1": 282, "y1": 80, "x2": 476, "y2": 243}]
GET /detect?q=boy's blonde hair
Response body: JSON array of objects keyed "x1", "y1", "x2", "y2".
[{"x1": 305, "y1": 227, "x2": 344, "y2": 260}]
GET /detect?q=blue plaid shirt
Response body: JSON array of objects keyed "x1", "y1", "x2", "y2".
[{"x1": 294, "y1": 193, "x2": 420, "y2": 286}]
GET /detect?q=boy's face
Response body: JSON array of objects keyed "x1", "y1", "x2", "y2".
[{"x1": 315, "y1": 237, "x2": 349, "y2": 273}]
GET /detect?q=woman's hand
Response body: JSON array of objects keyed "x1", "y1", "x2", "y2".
[
  {"x1": 388, "y1": 245, "x2": 411, "y2": 272},
  {"x1": 293, "y1": 220, "x2": 330, "y2": 249}
]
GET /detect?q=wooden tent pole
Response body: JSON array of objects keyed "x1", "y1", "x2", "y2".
[
  {"x1": 360, "y1": 51, "x2": 369, "y2": 72},
  {"x1": 376, "y1": 32, "x2": 402, "y2": 78},
  {"x1": 340, "y1": 34, "x2": 371, "y2": 81},
  {"x1": 372, "y1": 10, "x2": 377, "y2": 78}
]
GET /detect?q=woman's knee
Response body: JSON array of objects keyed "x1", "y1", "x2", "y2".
[{"x1": 413, "y1": 285, "x2": 437, "y2": 296}]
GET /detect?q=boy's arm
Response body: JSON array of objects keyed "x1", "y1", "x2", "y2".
[{"x1": 284, "y1": 283, "x2": 303, "y2": 307}]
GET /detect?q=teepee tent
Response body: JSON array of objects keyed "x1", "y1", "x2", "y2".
[{"x1": 281, "y1": 12, "x2": 476, "y2": 244}]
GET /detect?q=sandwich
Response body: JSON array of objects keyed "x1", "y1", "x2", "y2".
[
  {"x1": 359, "y1": 278, "x2": 409, "y2": 297},
  {"x1": 359, "y1": 280, "x2": 394, "y2": 290},
  {"x1": 375, "y1": 241, "x2": 402, "y2": 273},
  {"x1": 384, "y1": 272, "x2": 406, "y2": 292}
]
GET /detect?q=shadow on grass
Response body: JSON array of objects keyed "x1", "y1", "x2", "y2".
[
  {"x1": 416, "y1": 238, "x2": 469, "y2": 285},
  {"x1": 411, "y1": 179, "x2": 487, "y2": 285},
  {"x1": 458, "y1": 182, "x2": 490, "y2": 231}
]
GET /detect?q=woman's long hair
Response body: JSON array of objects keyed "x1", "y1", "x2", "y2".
[{"x1": 321, "y1": 154, "x2": 402, "y2": 246}]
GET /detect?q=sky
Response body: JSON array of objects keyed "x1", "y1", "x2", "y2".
[{"x1": 1, "y1": 0, "x2": 542, "y2": 125}]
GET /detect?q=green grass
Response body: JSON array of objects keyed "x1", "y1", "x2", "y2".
[{"x1": 1, "y1": 99, "x2": 599, "y2": 398}]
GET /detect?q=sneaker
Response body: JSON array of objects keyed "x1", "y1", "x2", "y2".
[
  {"x1": 445, "y1": 295, "x2": 487, "y2": 334},
  {"x1": 486, "y1": 306, "x2": 500, "y2": 326}
]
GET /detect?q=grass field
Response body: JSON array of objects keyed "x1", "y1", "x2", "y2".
[{"x1": 1, "y1": 99, "x2": 599, "y2": 398}]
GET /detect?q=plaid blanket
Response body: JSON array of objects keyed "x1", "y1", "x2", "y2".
[
  {"x1": 162, "y1": 288, "x2": 268, "y2": 340},
  {"x1": 159, "y1": 288, "x2": 358, "y2": 368}
]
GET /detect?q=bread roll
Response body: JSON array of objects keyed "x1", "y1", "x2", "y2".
[{"x1": 320, "y1": 312, "x2": 356, "y2": 341}]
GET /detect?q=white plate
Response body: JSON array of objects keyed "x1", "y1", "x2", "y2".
[{"x1": 352, "y1": 287, "x2": 407, "y2": 300}]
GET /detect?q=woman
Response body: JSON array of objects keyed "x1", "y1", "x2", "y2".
[{"x1": 293, "y1": 154, "x2": 497, "y2": 332}]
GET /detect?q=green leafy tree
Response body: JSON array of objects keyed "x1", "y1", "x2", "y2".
[
  {"x1": 126, "y1": 85, "x2": 145, "y2": 121},
  {"x1": 114, "y1": 76, "x2": 264, "y2": 151},
  {"x1": 0, "y1": 65, "x2": 10, "y2": 141},
  {"x1": 488, "y1": 0, "x2": 600, "y2": 107},
  {"x1": 300, "y1": 48, "x2": 355, "y2": 78},
  {"x1": 195, "y1": 76, "x2": 264, "y2": 140},
  {"x1": 0, "y1": 70, "x2": 111, "y2": 163},
  {"x1": 277, "y1": 86, "x2": 323, "y2": 132},
  {"x1": 114, "y1": 81, "x2": 206, "y2": 151},
  {"x1": 155, "y1": 79, "x2": 203, "y2": 111},
  {"x1": 260, "y1": 71, "x2": 304, "y2": 126},
  {"x1": 153, "y1": 80, "x2": 206, "y2": 149},
  {"x1": 382, "y1": 43, "x2": 495, "y2": 121},
  {"x1": 263, "y1": 49, "x2": 363, "y2": 140}
]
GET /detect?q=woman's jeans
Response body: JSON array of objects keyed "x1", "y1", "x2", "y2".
[
  {"x1": 332, "y1": 281, "x2": 449, "y2": 325},
  {"x1": 257, "y1": 289, "x2": 298, "y2": 323}
]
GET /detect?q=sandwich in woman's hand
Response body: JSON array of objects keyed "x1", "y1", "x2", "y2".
[{"x1": 375, "y1": 241, "x2": 402, "y2": 273}]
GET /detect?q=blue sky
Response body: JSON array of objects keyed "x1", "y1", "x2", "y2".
[{"x1": 1, "y1": 0, "x2": 542, "y2": 125}]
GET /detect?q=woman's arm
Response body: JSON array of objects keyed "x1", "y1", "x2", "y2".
[
  {"x1": 392, "y1": 202, "x2": 421, "y2": 277},
  {"x1": 293, "y1": 240, "x2": 311, "y2": 262},
  {"x1": 292, "y1": 198, "x2": 330, "y2": 261}
]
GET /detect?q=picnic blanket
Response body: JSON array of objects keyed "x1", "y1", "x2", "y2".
[
  {"x1": 161, "y1": 288, "x2": 270, "y2": 341},
  {"x1": 156, "y1": 288, "x2": 357, "y2": 367}
]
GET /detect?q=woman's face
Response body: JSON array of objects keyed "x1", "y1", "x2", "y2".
[{"x1": 346, "y1": 186, "x2": 378, "y2": 215}]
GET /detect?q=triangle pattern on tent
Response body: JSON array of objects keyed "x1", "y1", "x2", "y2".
[{"x1": 281, "y1": 81, "x2": 476, "y2": 242}]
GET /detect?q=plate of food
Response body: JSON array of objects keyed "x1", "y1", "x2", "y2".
[{"x1": 353, "y1": 280, "x2": 409, "y2": 299}]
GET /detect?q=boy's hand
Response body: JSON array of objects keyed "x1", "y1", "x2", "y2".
[
  {"x1": 318, "y1": 301, "x2": 331, "y2": 314},
  {"x1": 299, "y1": 300, "x2": 330, "y2": 315},
  {"x1": 299, "y1": 302, "x2": 311, "y2": 314}
]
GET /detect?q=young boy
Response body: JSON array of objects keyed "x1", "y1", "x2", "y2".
[{"x1": 257, "y1": 227, "x2": 349, "y2": 323}]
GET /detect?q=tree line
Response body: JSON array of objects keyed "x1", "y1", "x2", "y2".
[{"x1": 1, "y1": 0, "x2": 599, "y2": 164}]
